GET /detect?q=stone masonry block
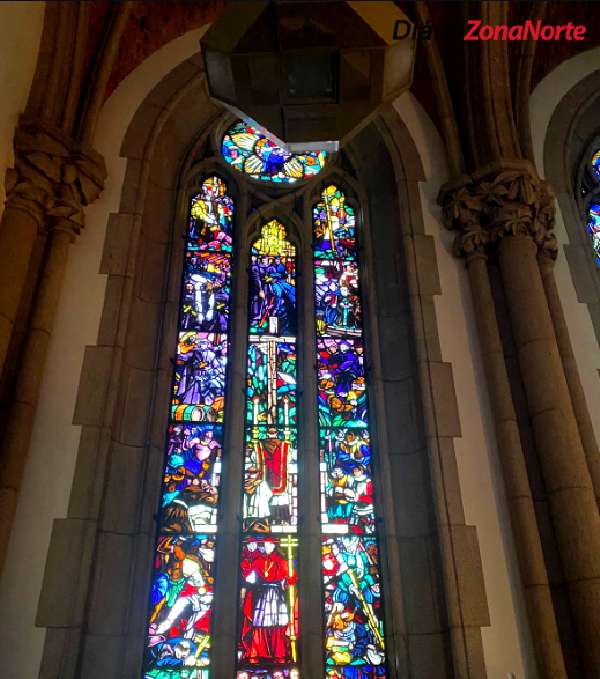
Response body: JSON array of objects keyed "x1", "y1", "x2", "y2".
[
  {"x1": 384, "y1": 377, "x2": 423, "y2": 455},
  {"x1": 378, "y1": 314, "x2": 414, "y2": 380},
  {"x1": 413, "y1": 233, "x2": 442, "y2": 297},
  {"x1": 398, "y1": 536, "x2": 444, "y2": 635},
  {"x1": 36, "y1": 518, "x2": 97, "y2": 628},
  {"x1": 38, "y1": 627, "x2": 82, "y2": 679},
  {"x1": 101, "y1": 442, "x2": 145, "y2": 534},
  {"x1": 116, "y1": 367, "x2": 155, "y2": 447},
  {"x1": 408, "y1": 632, "x2": 450, "y2": 679},
  {"x1": 99, "y1": 213, "x2": 135, "y2": 276},
  {"x1": 429, "y1": 362, "x2": 462, "y2": 438},
  {"x1": 67, "y1": 425, "x2": 110, "y2": 520},
  {"x1": 121, "y1": 101, "x2": 163, "y2": 160},
  {"x1": 135, "y1": 237, "x2": 169, "y2": 304},
  {"x1": 390, "y1": 452, "x2": 433, "y2": 538},
  {"x1": 88, "y1": 532, "x2": 135, "y2": 634},
  {"x1": 73, "y1": 346, "x2": 115, "y2": 425},
  {"x1": 565, "y1": 242, "x2": 600, "y2": 305},
  {"x1": 451, "y1": 524, "x2": 491, "y2": 628},
  {"x1": 125, "y1": 298, "x2": 162, "y2": 370},
  {"x1": 79, "y1": 633, "x2": 123, "y2": 679}
]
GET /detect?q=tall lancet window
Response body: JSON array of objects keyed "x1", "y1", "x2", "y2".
[
  {"x1": 586, "y1": 149, "x2": 600, "y2": 267},
  {"x1": 313, "y1": 185, "x2": 387, "y2": 678},
  {"x1": 237, "y1": 220, "x2": 300, "y2": 678},
  {"x1": 144, "y1": 176, "x2": 234, "y2": 678},
  {"x1": 141, "y1": 121, "x2": 390, "y2": 679}
]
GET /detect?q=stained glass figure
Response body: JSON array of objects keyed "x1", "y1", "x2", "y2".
[
  {"x1": 317, "y1": 338, "x2": 367, "y2": 427},
  {"x1": 238, "y1": 536, "x2": 299, "y2": 668},
  {"x1": 322, "y1": 537, "x2": 386, "y2": 678},
  {"x1": 172, "y1": 332, "x2": 228, "y2": 422},
  {"x1": 222, "y1": 120, "x2": 326, "y2": 184},
  {"x1": 313, "y1": 186, "x2": 357, "y2": 260},
  {"x1": 587, "y1": 202, "x2": 600, "y2": 266},
  {"x1": 161, "y1": 424, "x2": 222, "y2": 533},
  {"x1": 144, "y1": 176, "x2": 235, "y2": 679},
  {"x1": 188, "y1": 176, "x2": 234, "y2": 252},
  {"x1": 250, "y1": 220, "x2": 297, "y2": 334},
  {"x1": 238, "y1": 221, "x2": 300, "y2": 677},
  {"x1": 244, "y1": 427, "x2": 298, "y2": 533},
  {"x1": 145, "y1": 535, "x2": 215, "y2": 678},
  {"x1": 592, "y1": 149, "x2": 600, "y2": 182},
  {"x1": 315, "y1": 260, "x2": 361, "y2": 337},
  {"x1": 313, "y1": 185, "x2": 387, "y2": 676},
  {"x1": 182, "y1": 251, "x2": 231, "y2": 332},
  {"x1": 320, "y1": 428, "x2": 374, "y2": 534}
]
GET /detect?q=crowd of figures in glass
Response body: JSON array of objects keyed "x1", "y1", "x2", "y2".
[
  {"x1": 222, "y1": 120, "x2": 327, "y2": 184},
  {"x1": 237, "y1": 221, "x2": 300, "y2": 678},
  {"x1": 313, "y1": 186, "x2": 387, "y2": 678},
  {"x1": 143, "y1": 177, "x2": 234, "y2": 678}
]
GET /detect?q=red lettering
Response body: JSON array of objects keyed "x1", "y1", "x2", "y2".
[
  {"x1": 524, "y1": 19, "x2": 541, "y2": 40},
  {"x1": 493, "y1": 24, "x2": 509, "y2": 40},
  {"x1": 573, "y1": 25, "x2": 586, "y2": 40},
  {"x1": 564, "y1": 22, "x2": 574, "y2": 39},
  {"x1": 508, "y1": 25, "x2": 523, "y2": 40},
  {"x1": 540, "y1": 25, "x2": 555, "y2": 40},
  {"x1": 464, "y1": 19, "x2": 481, "y2": 41},
  {"x1": 480, "y1": 25, "x2": 493, "y2": 40}
]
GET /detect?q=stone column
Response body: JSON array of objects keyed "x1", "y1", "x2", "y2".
[
  {"x1": 538, "y1": 252, "x2": 600, "y2": 503},
  {"x1": 438, "y1": 183, "x2": 567, "y2": 677},
  {"x1": 443, "y1": 164, "x2": 600, "y2": 676},
  {"x1": 0, "y1": 125, "x2": 105, "y2": 575},
  {"x1": 0, "y1": 120, "x2": 105, "y2": 378},
  {"x1": 0, "y1": 123, "x2": 53, "y2": 377}
]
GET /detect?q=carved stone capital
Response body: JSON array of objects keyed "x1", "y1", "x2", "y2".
[
  {"x1": 439, "y1": 162, "x2": 557, "y2": 261},
  {"x1": 4, "y1": 118, "x2": 106, "y2": 236}
]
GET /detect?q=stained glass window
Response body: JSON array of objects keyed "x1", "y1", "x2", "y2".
[
  {"x1": 222, "y1": 120, "x2": 327, "y2": 184},
  {"x1": 587, "y1": 202, "x2": 600, "y2": 267},
  {"x1": 143, "y1": 176, "x2": 234, "y2": 678},
  {"x1": 237, "y1": 221, "x2": 300, "y2": 677},
  {"x1": 313, "y1": 186, "x2": 388, "y2": 678},
  {"x1": 592, "y1": 149, "x2": 600, "y2": 182}
]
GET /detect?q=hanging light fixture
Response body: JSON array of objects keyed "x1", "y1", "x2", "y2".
[{"x1": 201, "y1": 1, "x2": 416, "y2": 151}]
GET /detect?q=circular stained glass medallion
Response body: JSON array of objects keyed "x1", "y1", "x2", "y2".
[{"x1": 222, "y1": 120, "x2": 327, "y2": 184}]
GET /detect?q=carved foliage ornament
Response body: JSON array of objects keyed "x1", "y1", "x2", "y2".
[
  {"x1": 439, "y1": 168, "x2": 557, "y2": 260},
  {"x1": 4, "y1": 120, "x2": 106, "y2": 235}
]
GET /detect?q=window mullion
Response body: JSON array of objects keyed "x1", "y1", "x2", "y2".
[
  {"x1": 298, "y1": 194, "x2": 326, "y2": 679},
  {"x1": 212, "y1": 187, "x2": 250, "y2": 679}
]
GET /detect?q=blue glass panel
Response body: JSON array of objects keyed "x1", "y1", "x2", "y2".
[
  {"x1": 182, "y1": 251, "x2": 231, "y2": 333},
  {"x1": 587, "y1": 202, "x2": 600, "y2": 267},
  {"x1": 320, "y1": 428, "x2": 374, "y2": 535},
  {"x1": 222, "y1": 120, "x2": 326, "y2": 184},
  {"x1": 188, "y1": 176, "x2": 234, "y2": 253},
  {"x1": 592, "y1": 149, "x2": 600, "y2": 182},
  {"x1": 317, "y1": 338, "x2": 367, "y2": 427},
  {"x1": 322, "y1": 537, "x2": 386, "y2": 675},
  {"x1": 315, "y1": 259, "x2": 361, "y2": 337},
  {"x1": 172, "y1": 332, "x2": 228, "y2": 422},
  {"x1": 313, "y1": 186, "x2": 356, "y2": 260},
  {"x1": 145, "y1": 535, "x2": 215, "y2": 678},
  {"x1": 161, "y1": 424, "x2": 222, "y2": 533}
]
